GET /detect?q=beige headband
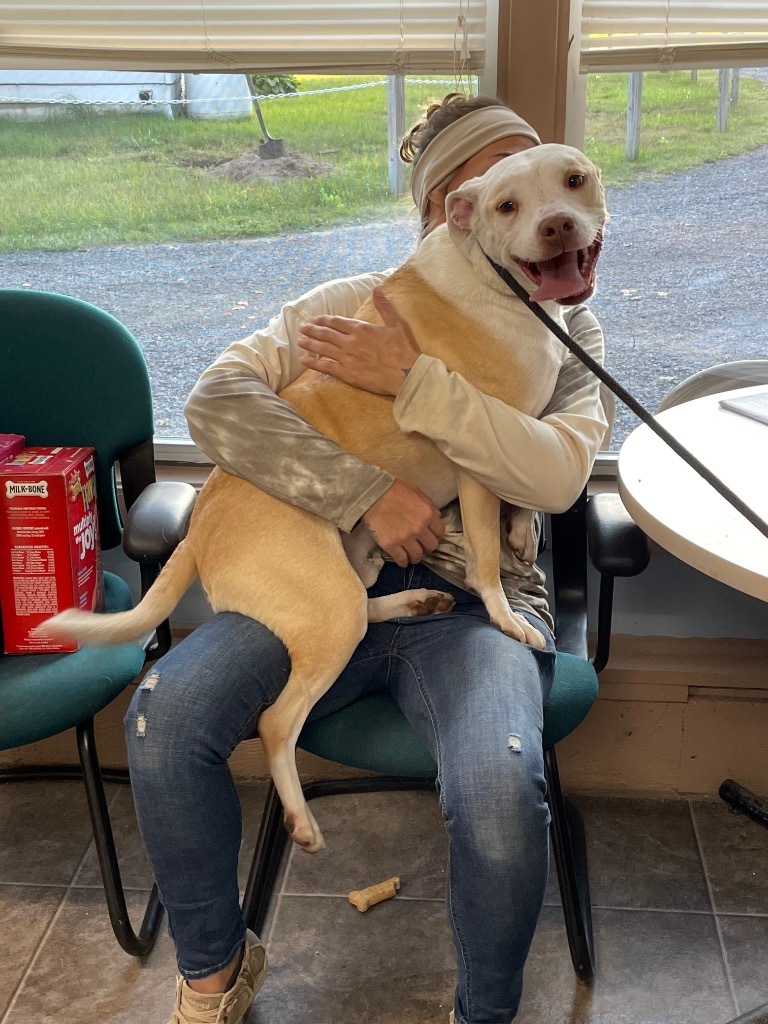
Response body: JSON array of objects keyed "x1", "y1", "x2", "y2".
[{"x1": 410, "y1": 106, "x2": 541, "y2": 221}]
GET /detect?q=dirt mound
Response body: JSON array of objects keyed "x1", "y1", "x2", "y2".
[{"x1": 206, "y1": 150, "x2": 337, "y2": 183}]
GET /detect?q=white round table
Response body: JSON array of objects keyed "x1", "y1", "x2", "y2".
[{"x1": 618, "y1": 385, "x2": 768, "y2": 602}]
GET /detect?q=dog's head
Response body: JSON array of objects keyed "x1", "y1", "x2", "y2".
[{"x1": 445, "y1": 143, "x2": 606, "y2": 305}]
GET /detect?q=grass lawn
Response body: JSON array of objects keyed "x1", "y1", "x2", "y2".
[
  {"x1": 1, "y1": 71, "x2": 767, "y2": 253},
  {"x1": 586, "y1": 71, "x2": 768, "y2": 182}
]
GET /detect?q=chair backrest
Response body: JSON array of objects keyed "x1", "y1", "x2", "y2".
[
  {"x1": 0, "y1": 289, "x2": 155, "y2": 549},
  {"x1": 548, "y1": 489, "x2": 589, "y2": 661},
  {"x1": 656, "y1": 359, "x2": 768, "y2": 413}
]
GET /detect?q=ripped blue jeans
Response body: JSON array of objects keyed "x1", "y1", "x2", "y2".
[{"x1": 125, "y1": 562, "x2": 555, "y2": 1024}]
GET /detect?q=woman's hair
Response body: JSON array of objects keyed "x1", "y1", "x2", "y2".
[{"x1": 399, "y1": 93, "x2": 508, "y2": 168}]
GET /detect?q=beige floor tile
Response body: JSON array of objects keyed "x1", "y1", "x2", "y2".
[
  {"x1": 251, "y1": 893, "x2": 455, "y2": 1024},
  {"x1": 0, "y1": 885, "x2": 64, "y2": 1018},
  {"x1": 718, "y1": 914, "x2": 768, "y2": 1018},
  {"x1": 0, "y1": 780, "x2": 114, "y2": 886},
  {"x1": 692, "y1": 798, "x2": 768, "y2": 915},
  {"x1": 4, "y1": 784, "x2": 766, "y2": 1024},
  {"x1": 578, "y1": 795, "x2": 711, "y2": 912},
  {"x1": 4, "y1": 887, "x2": 178, "y2": 1024},
  {"x1": 517, "y1": 906, "x2": 736, "y2": 1024}
]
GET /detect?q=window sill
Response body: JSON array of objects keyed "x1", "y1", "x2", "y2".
[{"x1": 152, "y1": 437, "x2": 620, "y2": 487}]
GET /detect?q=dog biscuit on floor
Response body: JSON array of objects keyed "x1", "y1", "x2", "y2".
[{"x1": 348, "y1": 876, "x2": 401, "y2": 911}]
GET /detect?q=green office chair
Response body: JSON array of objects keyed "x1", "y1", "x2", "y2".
[
  {"x1": 0, "y1": 289, "x2": 195, "y2": 956},
  {"x1": 242, "y1": 490, "x2": 630, "y2": 983},
  {"x1": 656, "y1": 360, "x2": 768, "y2": 413}
]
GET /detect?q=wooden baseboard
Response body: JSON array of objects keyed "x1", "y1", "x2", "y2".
[
  {"x1": 3, "y1": 633, "x2": 767, "y2": 796},
  {"x1": 597, "y1": 633, "x2": 768, "y2": 695}
]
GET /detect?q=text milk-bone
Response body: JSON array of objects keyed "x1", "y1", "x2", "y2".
[{"x1": 0, "y1": 447, "x2": 103, "y2": 653}]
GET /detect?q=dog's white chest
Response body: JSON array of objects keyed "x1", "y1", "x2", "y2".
[{"x1": 409, "y1": 238, "x2": 566, "y2": 417}]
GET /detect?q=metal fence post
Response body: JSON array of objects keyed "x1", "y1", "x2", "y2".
[
  {"x1": 626, "y1": 72, "x2": 643, "y2": 161},
  {"x1": 387, "y1": 75, "x2": 406, "y2": 195},
  {"x1": 731, "y1": 68, "x2": 740, "y2": 108},
  {"x1": 717, "y1": 69, "x2": 730, "y2": 131}
]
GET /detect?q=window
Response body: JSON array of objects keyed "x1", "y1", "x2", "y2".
[
  {"x1": 1, "y1": 1, "x2": 488, "y2": 446},
  {"x1": 0, "y1": 74, "x2": 481, "y2": 442},
  {"x1": 575, "y1": 0, "x2": 768, "y2": 449}
]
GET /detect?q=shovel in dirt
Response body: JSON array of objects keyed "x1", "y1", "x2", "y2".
[{"x1": 246, "y1": 77, "x2": 285, "y2": 159}]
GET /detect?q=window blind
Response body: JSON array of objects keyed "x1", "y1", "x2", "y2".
[
  {"x1": 580, "y1": 0, "x2": 768, "y2": 72},
  {"x1": 0, "y1": 1, "x2": 487, "y2": 74}
]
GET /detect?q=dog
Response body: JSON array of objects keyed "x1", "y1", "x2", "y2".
[{"x1": 40, "y1": 144, "x2": 606, "y2": 854}]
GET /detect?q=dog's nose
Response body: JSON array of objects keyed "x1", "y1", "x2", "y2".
[{"x1": 539, "y1": 214, "x2": 574, "y2": 242}]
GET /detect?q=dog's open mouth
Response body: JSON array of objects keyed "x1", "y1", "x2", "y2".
[{"x1": 514, "y1": 232, "x2": 603, "y2": 305}]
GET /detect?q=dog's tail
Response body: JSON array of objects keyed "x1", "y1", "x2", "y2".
[{"x1": 37, "y1": 539, "x2": 198, "y2": 647}]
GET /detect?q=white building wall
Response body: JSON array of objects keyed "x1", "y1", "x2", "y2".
[
  {"x1": 0, "y1": 71, "x2": 182, "y2": 119},
  {"x1": 183, "y1": 73, "x2": 253, "y2": 120}
]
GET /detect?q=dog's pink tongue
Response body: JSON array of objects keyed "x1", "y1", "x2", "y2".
[{"x1": 530, "y1": 250, "x2": 584, "y2": 302}]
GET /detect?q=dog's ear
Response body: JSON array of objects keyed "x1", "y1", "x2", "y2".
[{"x1": 446, "y1": 186, "x2": 479, "y2": 242}]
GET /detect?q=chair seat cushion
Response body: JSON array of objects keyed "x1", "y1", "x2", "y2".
[
  {"x1": 298, "y1": 650, "x2": 599, "y2": 777},
  {"x1": 0, "y1": 572, "x2": 145, "y2": 750}
]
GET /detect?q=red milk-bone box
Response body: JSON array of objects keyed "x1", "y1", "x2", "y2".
[
  {"x1": 0, "y1": 434, "x2": 26, "y2": 463},
  {"x1": 0, "y1": 447, "x2": 104, "y2": 654}
]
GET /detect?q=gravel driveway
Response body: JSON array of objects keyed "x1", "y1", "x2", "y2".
[{"x1": 2, "y1": 145, "x2": 768, "y2": 447}]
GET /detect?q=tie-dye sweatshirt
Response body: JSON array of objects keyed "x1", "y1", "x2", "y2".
[{"x1": 184, "y1": 272, "x2": 607, "y2": 631}]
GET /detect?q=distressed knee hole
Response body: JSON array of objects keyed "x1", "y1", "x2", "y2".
[
  {"x1": 508, "y1": 734, "x2": 522, "y2": 753},
  {"x1": 133, "y1": 671, "x2": 159, "y2": 738}
]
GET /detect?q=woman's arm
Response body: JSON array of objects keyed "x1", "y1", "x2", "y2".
[
  {"x1": 297, "y1": 298, "x2": 607, "y2": 513},
  {"x1": 185, "y1": 272, "x2": 445, "y2": 563},
  {"x1": 391, "y1": 304, "x2": 607, "y2": 513},
  {"x1": 185, "y1": 274, "x2": 396, "y2": 532}
]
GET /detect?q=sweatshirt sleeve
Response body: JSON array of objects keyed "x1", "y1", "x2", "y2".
[
  {"x1": 391, "y1": 304, "x2": 607, "y2": 513},
  {"x1": 184, "y1": 273, "x2": 395, "y2": 533}
]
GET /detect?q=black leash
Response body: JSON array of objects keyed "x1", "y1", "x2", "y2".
[{"x1": 484, "y1": 253, "x2": 768, "y2": 543}]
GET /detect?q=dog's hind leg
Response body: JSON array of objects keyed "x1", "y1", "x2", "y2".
[
  {"x1": 456, "y1": 470, "x2": 546, "y2": 650},
  {"x1": 341, "y1": 522, "x2": 384, "y2": 587},
  {"x1": 257, "y1": 600, "x2": 368, "y2": 853}
]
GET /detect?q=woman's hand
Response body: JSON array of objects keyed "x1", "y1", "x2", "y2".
[
  {"x1": 297, "y1": 287, "x2": 420, "y2": 397},
  {"x1": 363, "y1": 480, "x2": 445, "y2": 567}
]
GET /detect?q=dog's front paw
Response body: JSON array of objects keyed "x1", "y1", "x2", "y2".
[{"x1": 492, "y1": 609, "x2": 547, "y2": 650}]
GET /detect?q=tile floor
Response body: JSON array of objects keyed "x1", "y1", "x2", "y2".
[{"x1": 1, "y1": 779, "x2": 767, "y2": 1024}]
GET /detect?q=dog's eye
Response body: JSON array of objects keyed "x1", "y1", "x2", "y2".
[
  {"x1": 568, "y1": 174, "x2": 585, "y2": 188},
  {"x1": 498, "y1": 200, "x2": 517, "y2": 214}
]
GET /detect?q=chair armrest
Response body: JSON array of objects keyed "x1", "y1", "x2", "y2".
[
  {"x1": 586, "y1": 493, "x2": 650, "y2": 577},
  {"x1": 586, "y1": 492, "x2": 650, "y2": 674},
  {"x1": 122, "y1": 481, "x2": 197, "y2": 563}
]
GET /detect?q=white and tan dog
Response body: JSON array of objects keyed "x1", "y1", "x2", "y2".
[{"x1": 41, "y1": 144, "x2": 606, "y2": 854}]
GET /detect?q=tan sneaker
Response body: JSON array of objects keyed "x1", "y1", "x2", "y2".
[{"x1": 168, "y1": 930, "x2": 267, "y2": 1024}]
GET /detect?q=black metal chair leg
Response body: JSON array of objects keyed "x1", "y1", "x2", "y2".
[
  {"x1": 545, "y1": 746, "x2": 595, "y2": 982},
  {"x1": 242, "y1": 782, "x2": 291, "y2": 936},
  {"x1": 76, "y1": 719, "x2": 164, "y2": 957}
]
